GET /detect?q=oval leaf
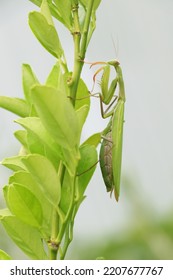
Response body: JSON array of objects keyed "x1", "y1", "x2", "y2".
[
  {"x1": 41, "y1": 0, "x2": 54, "y2": 26},
  {"x1": 14, "y1": 130, "x2": 28, "y2": 148},
  {"x1": 81, "y1": 132, "x2": 101, "y2": 147},
  {"x1": 22, "y1": 154, "x2": 61, "y2": 207},
  {"x1": 31, "y1": 85, "x2": 79, "y2": 150},
  {"x1": 53, "y1": 0, "x2": 72, "y2": 30},
  {"x1": 46, "y1": 63, "x2": 61, "y2": 88},
  {"x1": 9, "y1": 170, "x2": 53, "y2": 237},
  {"x1": 16, "y1": 117, "x2": 62, "y2": 168},
  {"x1": 22, "y1": 64, "x2": 39, "y2": 104},
  {"x1": 0, "y1": 96, "x2": 30, "y2": 117},
  {"x1": 1, "y1": 156, "x2": 26, "y2": 172},
  {"x1": 29, "y1": 11, "x2": 63, "y2": 58},
  {"x1": 1, "y1": 216, "x2": 48, "y2": 259},
  {"x1": 76, "y1": 105, "x2": 89, "y2": 139},
  {"x1": 8, "y1": 183, "x2": 43, "y2": 228},
  {"x1": 77, "y1": 144, "x2": 98, "y2": 197},
  {"x1": 75, "y1": 78, "x2": 90, "y2": 111}
]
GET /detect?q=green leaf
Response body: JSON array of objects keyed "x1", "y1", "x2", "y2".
[
  {"x1": 81, "y1": 132, "x2": 101, "y2": 147},
  {"x1": 29, "y1": 0, "x2": 70, "y2": 29},
  {"x1": 1, "y1": 156, "x2": 26, "y2": 171},
  {"x1": 75, "y1": 78, "x2": 90, "y2": 111},
  {"x1": 31, "y1": 85, "x2": 79, "y2": 150},
  {"x1": 29, "y1": 11, "x2": 63, "y2": 58},
  {"x1": 59, "y1": 171, "x2": 74, "y2": 215},
  {"x1": 0, "y1": 96, "x2": 30, "y2": 117},
  {"x1": 46, "y1": 63, "x2": 61, "y2": 88},
  {"x1": 3, "y1": 186, "x2": 11, "y2": 211},
  {"x1": 14, "y1": 130, "x2": 29, "y2": 156},
  {"x1": 9, "y1": 171, "x2": 53, "y2": 237},
  {"x1": 13, "y1": 130, "x2": 29, "y2": 156},
  {"x1": 14, "y1": 130, "x2": 28, "y2": 148},
  {"x1": 27, "y1": 131, "x2": 48, "y2": 155},
  {"x1": 0, "y1": 249, "x2": 12, "y2": 260},
  {"x1": 22, "y1": 154, "x2": 61, "y2": 207},
  {"x1": 40, "y1": 0, "x2": 54, "y2": 26},
  {"x1": 79, "y1": 0, "x2": 102, "y2": 11},
  {"x1": 16, "y1": 117, "x2": 79, "y2": 176},
  {"x1": 18, "y1": 147, "x2": 28, "y2": 156},
  {"x1": 76, "y1": 105, "x2": 89, "y2": 138},
  {"x1": 15, "y1": 117, "x2": 62, "y2": 168},
  {"x1": 93, "y1": 0, "x2": 102, "y2": 10},
  {"x1": 79, "y1": 0, "x2": 102, "y2": 46},
  {"x1": 87, "y1": 12, "x2": 96, "y2": 46},
  {"x1": 77, "y1": 144, "x2": 98, "y2": 197},
  {"x1": 29, "y1": 0, "x2": 42, "y2": 6},
  {"x1": 1, "y1": 216, "x2": 48, "y2": 259},
  {"x1": 7, "y1": 183, "x2": 43, "y2": 228},
  {"x1": 59, "y1": 71, "x2": 71, "y2": 97},
  {"x1": 53, "y1": 0, "x2": 72, "y2": 30},
  {"x1": 61, "y1": 147, "x2": 79, "y2": 177},
  {"x1": 78, "y1": 3, "x2": 85, "y2": 28},
  {"x1": 22, "y1": 64, "x2": 39, "y2": 105},
  {"x1": 46, "y1": 64, "x2": 70, "y2": 93},
  {"x1": 77, "y1": 145, "x2": 98, "y2": 194}
]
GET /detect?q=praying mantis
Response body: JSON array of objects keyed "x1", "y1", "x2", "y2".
[{"x1": 90, "y1": 59, "x2": 126, "y2": 201}]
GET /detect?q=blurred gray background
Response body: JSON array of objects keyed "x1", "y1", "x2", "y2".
[{"x1": 0, "y1": 0, "x2": 173, "y2": 259}]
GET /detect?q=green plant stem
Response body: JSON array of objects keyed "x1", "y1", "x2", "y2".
[
  {"x1": 60, "y1": 224, "x2": 71, "y2": 260},
  {"x1": 48, "y1": 208, "x2": 59, "y2": 260},
  {"x1": 70, "y1": 0, "x2": 95, "y2": 105},
  {"x1": 55, "y1": 177, "x2": 76, "y2": 246},
  {"x1": 58, "y1": 217, "x2": 74, "y2": 260},
  {"x1": 49, "y1": 161, "x2": 65, "y2": 260},
  {"x1": 70, "y1": 1, "x2": 81, "y2": 106},
  {"x1": 80, "y1": 0, "x2": 95, "y2": 59}
]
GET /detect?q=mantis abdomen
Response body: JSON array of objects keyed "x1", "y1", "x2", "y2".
[{"x1": 99, "y1": 131, "x2": 114, "y2": 193}]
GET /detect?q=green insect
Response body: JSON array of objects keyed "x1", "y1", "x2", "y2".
[{"x1": 91, "y1": 60, "x2": 126, "y2": 201}]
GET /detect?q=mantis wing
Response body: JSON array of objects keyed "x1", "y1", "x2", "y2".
[{"x1": 112, "y1": 99, "x2": 125, "y2": 201}]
